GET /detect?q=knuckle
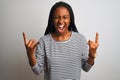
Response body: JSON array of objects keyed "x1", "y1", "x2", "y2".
[{"x1": 28, "y1": 45, "x2": 31, "y2": 49}]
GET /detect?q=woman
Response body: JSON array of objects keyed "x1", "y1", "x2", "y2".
[{"x1": 23, "y1": 1, "x2": 99, "y2": 80}]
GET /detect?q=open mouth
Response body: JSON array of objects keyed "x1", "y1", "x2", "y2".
[{"x1": 57, "y1": 24, "x2": 65, "y2": 33}]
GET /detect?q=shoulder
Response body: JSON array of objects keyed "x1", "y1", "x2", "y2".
[
  {"x1": 39, "y1": 34, "x2": 51, "y2": 42},
  {"x1": 72, "y1": 31, "x2": 87, "y2": 44},
  {"x1": 72, "y1": 31, "x2": 86, "y2": 40},
  {"x1": 41, "y1": 34, "x2": 51, "y2": 39}
]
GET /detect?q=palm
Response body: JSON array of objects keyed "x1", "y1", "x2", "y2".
[{"x1": 23, "y1": 32, "x2": 39, "y2": 56}]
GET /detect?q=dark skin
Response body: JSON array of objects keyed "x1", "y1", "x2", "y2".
[
  {"x1": 23, "y1": 7, "x2": 99, "y2": 67},
  {"x1": 87, "y1": 32, "x2": 99, "y2": 65},
  {"x1": 23, "y1": 32, "x2": 38, "y2": 66}
]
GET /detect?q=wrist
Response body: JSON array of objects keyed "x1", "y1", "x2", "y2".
[
  {"x1": 87, "y1": 56, "x2": 95, "y2": 65},
  {"x1": 89, "y1": 53, "x2": 96, "y2": 59},
  {"x1": 28, "y1": 57, "x2": 36, "y2": 67},
  {"x1": 27, "y1": 53, "x2": 36, "y2": 67}
]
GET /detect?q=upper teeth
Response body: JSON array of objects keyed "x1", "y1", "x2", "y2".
[{"x1": 59, "y1": 25, "x2": 64, "y2": 28}]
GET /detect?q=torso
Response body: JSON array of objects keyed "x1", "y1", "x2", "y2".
[{"x1": 41, "y1": 31, "x2": 88, "y2": 80}]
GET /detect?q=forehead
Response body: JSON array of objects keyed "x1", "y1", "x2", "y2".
[{"x1": 53, "y1": 6, "x2": 70, "y2": 15}]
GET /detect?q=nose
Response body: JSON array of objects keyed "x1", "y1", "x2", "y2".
[{"x1": 58, "y1": 17, "x2": 64, "y2": 24}]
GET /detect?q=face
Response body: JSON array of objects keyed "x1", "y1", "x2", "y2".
[{"x1": 53, "y1": 7, "x2": 71, "y2": 35}]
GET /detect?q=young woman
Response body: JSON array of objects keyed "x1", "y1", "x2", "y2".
[{"x1": 23, "y1": 1, "x2": 99, "y2": 80}]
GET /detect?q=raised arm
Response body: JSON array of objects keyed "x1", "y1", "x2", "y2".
[
  {"x1": 23, "y1": 32, "x2": 39, "y2": 67},
  {"x1": 87, "y1": 32, "x2": 99, "y2": 65}
]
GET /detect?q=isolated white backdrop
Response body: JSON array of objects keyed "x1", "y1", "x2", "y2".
[{"x1": 0, "y1": 0, "x2": 120, "y2": 80}]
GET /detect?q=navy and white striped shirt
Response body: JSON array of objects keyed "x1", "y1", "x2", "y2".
[{"x1": 32, "y1": 31, "x2": 92, "y2": 80}]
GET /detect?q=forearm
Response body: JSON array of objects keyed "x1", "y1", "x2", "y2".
[
  {"x1": 87, "y1": 56, "x2": 95, "y2": 65},
  {"x1": 87, "y1": 53, "x2": 96, "y2": 65},
  {"x1": 87, "y1": 32, "x2": 99, "y2": 65},
  {"x1": 27, "y1": 54, "x2": 37, "y2": 67}
]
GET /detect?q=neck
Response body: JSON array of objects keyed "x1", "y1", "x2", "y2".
[{"x1": 51, "y1": 31, "x2": 72, "y2": 41}]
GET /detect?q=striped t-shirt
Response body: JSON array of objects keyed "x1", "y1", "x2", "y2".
[{"x1": 32, "y1": 31, "x2": 92, "y2": 80}]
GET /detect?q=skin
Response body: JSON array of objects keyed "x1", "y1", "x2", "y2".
[
  {"x1": 51, "y1": 7, "x2": 72, "y2": 41},
  {"x1": 23, "y1": 6, "x2": 99, "y2": 67},
  {"x1": 87, "y1": 33, "x2": 99, "y2": 65},
  {"x1": 23, "y1": 32, "x2": 38, "y2": 66}
]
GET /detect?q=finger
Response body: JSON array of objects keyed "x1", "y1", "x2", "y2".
[
  {"x1": 88, "y1": 40, "x2": 91, "y2": 45},
  {"x1": 29, "y1": 39, "x2": 39, "y2": 48},
  {"x1": 30, "y1": 39, "x2": 37, "y2": 48},
  {"x1": 28, "y1": 40, "x2": 33, "y2": 48},
  {"x1": 33, "y1": 41, "x2": 39, "y2": 48},
  {"x1": 95, "y1": 32, "x2": 99, "y2": 43},
  {"x1": 88, "y1": 40, "x2": 92, "y2": 48},
  {"x1": 23, "y1": 32, "x2": 28, "y2": 45}
]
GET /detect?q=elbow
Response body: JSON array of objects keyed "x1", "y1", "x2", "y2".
[
  {"x1": 82, "y1": 63, "x2": 92, "y2": 72},
  {"x1": 83, "y1": 68, "x2": 90, "y2": 72},
  {"x1": 82, "y1": 67, "x2": 91, "y2": 72},
  {"x1": 32, "y1": 68, "x2": 43, "y2": 75},
  {"x1": 33, "y1": 71, "x2": 41, "y2": 75},
  {"x1": 31, "y1": 64, "x2": 43, "y2": 75}
]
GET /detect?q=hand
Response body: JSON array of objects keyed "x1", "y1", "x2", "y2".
[
  {"x1": 23, "y1": 32, "x2": 39, "y2": 58},
  {"x1": 88, "y1": 32, "x2": 99, "y2": 58}
]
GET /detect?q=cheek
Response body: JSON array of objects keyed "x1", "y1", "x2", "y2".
[
  {"x1": 53, "y1": 20, "x2": 57, "y2": 27},
  {"x1": 53, "y1": 19, "x2": 70, "y2": 26},
  {"x1": 66, "y1": 20, "x2": 71, "y2": 26}
]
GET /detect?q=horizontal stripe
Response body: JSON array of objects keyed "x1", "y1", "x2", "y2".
[{"x1": 33, "y1": 31, "x2": 92, "y2": 80}]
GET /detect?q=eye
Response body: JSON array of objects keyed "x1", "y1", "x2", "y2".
[
  {"x1": 63, "y1": 16, "x2": 69, "y2": 19},
  {"x1": 54, "y1": 16, "x2": 59, "y2": 19}
]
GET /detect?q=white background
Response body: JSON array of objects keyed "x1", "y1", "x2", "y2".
[{"x1": 0, "y1": 0, "x2": 120, "y2": 80}]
